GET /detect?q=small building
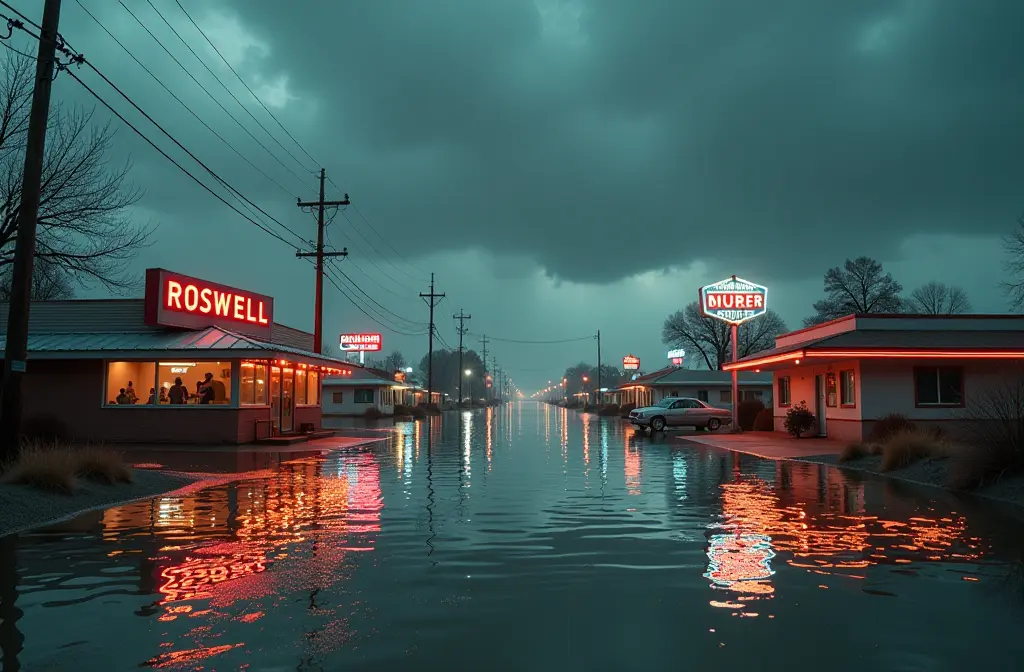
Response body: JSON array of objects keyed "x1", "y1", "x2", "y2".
[
  {"x1": 322, "y1": 368, "x2": 407, "y2": 416},
  {"x1": 722, "y1": 314, "x2": 1024, "y2": 442},
  {"x1": 608, "y1": 367, "x2": 773, "y2": 409},
  {"x1": 0, "y1": 268, "x2": 356, "y2": 444}
]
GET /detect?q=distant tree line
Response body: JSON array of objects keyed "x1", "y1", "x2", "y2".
[{"x1": 560, "y1": 363, "x2": 626, "y2": 397}]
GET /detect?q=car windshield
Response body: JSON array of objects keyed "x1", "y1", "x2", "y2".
[{"x1": 656, "y1": 399, "x2": 675, "y2": 408}]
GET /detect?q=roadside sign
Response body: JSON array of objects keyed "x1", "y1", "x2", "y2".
[
  {"x1": 699, "y1": 276, "x2": 768, "y2": 325},
  {"x1": 622, "y1": 354, "x2": 640, "y2": 370}
]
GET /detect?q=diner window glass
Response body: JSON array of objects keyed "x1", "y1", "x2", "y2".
[
  {"x1": 354, "y1": 388, "x2": 375, "y2": 404},
  {"x1": 840, "y1": 370, "x2": 856, "y2": 407},
  {"x1": 915, "y1": 367, "x2": 964, "y2": 406},
  {"x1": 697, "y1": 390, "x2": 709, "y2": 402},
  {"x1": 719, "y1": 390, "x2": 732, "y2": 404},
  {"x1": 157, "y1": 361, "x2": 232, "y2": 405},
  {"x1": 105, "y1": 361, "x2": 156, "y2": 405},
  {"x1": 778, "y1": 377, "x2": 791, "y2": 406},
  {"x1": 296, "y1": 368, "x2": 308, "y2": 405},
  {"x1": 308, "y1": 369, "x2": 320, "y2": 405},
  {"x1": 240, "y1": 361, "x2": 269, "y2": 405},
  {"x1": 333, "y1": 391, "x2": 343, "y2": 403},
  {"x1": 825, "y1": 372, "x2": 838, "y2": 407}
]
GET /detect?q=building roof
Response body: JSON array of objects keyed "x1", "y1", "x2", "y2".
[
  {"x1": 322, "y1": 376, "x2": 408, "y2": 388},
  {"x1": 645, "y1": 368, "x2": 773, "y2": 386},
  {"x1": 0, "y1": 326, "x2": 354, "y2": 370},
  {"x1": 724, "y1": 327, "x2": 1024, "y2": 371}
]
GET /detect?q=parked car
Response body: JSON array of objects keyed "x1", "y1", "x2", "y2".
[{"x1": 629, "y1": 397, "x2": 732, "y2": 433}]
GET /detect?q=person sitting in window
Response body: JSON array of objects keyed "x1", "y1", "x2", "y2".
[
  {"x1": 146, "y1": 387, "x2": 156, "y2": 404},
  {"x1": 126, "y1": 381, "x2": 138, "y2": 404},
  {"x1": 115, "y1": 388, "x2": 131, "y2": 405},
  {"x1": 168, "y1": 377, "x2": 189, "y2": 405},
  {"x1": 198, "y1": 372, "x2": 216, "y2": 405}
]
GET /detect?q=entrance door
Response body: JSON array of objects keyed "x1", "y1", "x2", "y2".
[
  {"x1": 815, "y1": 374, "x2": 827, "y2": 437},
  {"x1": 281, "y1": 368, "x2": 294, "y2": 433},
  {"x1": 270, "y1": 366, "x2": 282, "y2": 435}
]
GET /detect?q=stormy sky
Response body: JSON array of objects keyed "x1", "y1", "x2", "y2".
[{"x1": 15, "y1": 0, "x2": 1024, "y2": 393}]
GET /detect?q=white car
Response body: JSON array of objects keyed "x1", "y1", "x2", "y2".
[{"x1": 629, "y1": 397, "x2": 732, "y2": 433}]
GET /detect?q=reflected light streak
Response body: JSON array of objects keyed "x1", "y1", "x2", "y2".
[
  {"x1": 704, "y1": 533, "x2": 776, "y2": 597},
  {"x1": 463, "y1": 411, "x2": 473, "y2": 480},
  {"x1": 581, "y1": 412, "x2": 591, "y2": 466},
  {"x1": 486, "y1": 408, "x2": 493, "y2": 469},
  {"x1": 624, "y1": 445, "x2": 641, "y2": 495}
]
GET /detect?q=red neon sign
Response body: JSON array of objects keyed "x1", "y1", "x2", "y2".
[
  {"x1": 339, "y1": 333, "x2": 382, "y2": 352},
  {"x1": 699, "y1": 276, "x2": 769, "y2": 326},
  {"x1": 623, "y1": 354, "x2": 640, "y2": 370},
  {"x1": 144, "y1": 268, "x2": 273, "y2": 340}
]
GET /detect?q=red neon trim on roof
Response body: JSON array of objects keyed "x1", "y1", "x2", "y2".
[
  {"x1": 722, "y1": 351, "x2": 805, "y2": 371},
  {"x1": 807, "y1": 350, "x2": 1024, "y2": 359}
]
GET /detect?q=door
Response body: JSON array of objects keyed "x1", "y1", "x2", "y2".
[
  {"x1": 270, "y1": 366, "x2": 281, "y2": 435},
  {"x1": 281, "y1": 368, "x2": 295, "y2": 433},
  {"x1": 815, "y1": 374, "x2": 827, "y2": 436}
]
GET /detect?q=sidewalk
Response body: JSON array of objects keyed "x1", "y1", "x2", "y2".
[{"x1": 678, "y1": 431, "x2": 846, "y2": 460}]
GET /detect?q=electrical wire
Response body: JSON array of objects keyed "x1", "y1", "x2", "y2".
[
  {"x1": 73, "y1": 0, "x2": 300, "y2": 201},
  {"x1": 0, "y1": 38, "x2": 33, "y2": 59},
  {"x1": 325, "y1": 221, "x2": 418, "y2": 300},
  {"x1": 337, "y1": 209, "x2": 426, "y2": 286},
  {"x1": 113, "y1": 0, "x2": 311, "y2": 190},
  {"x1": 62, "y1": 67, "x2": 302, "y2": 250},
  {"x1": 466, "y1": 332, "x2": 595, "y2": 344},
  {"x1": 172, "y1": 0, "x2": 320, "y2": 170},
  {"x1": 327, "y1": 258, "x2": 427, "y2": 329},
  {"x1": 322, "y1": 264, "x2": 429, "y2": 336}
]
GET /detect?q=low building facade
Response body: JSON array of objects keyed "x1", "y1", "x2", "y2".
[
  {"x1": 723, "y1": 314, "x2": 1024, "y2": 442},
  {"x1": 322, "y1": 368, "x2": 406, "y2": 416},
  {"x1": 609, "y1": 367, "x2": 773, "y2": 410},
  {"x1": 0, "y1": 268, "x2": 355, "y2": 444}
]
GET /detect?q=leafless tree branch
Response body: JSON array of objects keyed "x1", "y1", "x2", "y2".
[
  {"x1": 804, "y1": 257, "x2": 903, "y2": 326},
  {"x1": 1003, "y1": 215, "x2": 1024, "y2": 312},
  {"x1": 906, "y1": 281, "x2": 972, "y2": 314},
  {"x1": 662, "y1": 302, "x2": 787, "y2": 370}
]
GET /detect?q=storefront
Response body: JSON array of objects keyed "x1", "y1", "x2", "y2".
[{"x1": 0, "y1": 268, "x2": 357, "y2": 444}]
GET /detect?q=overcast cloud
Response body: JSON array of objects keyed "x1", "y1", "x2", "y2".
[{"x1": 16, "y1": 0, "x2": 1023, "y2": 392}]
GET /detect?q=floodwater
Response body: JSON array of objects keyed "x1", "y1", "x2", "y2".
[{"x1": 3, "y1": 403, "x2": 1024, "y2": 671}]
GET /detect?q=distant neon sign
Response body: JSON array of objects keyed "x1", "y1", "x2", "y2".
[
  {"x1": 622, "y1": 354, "x2": 640, "y2": 370},
  {"x1": 144, "y1": 268, "x2": 273, "y2": 340},
  {"x1": 339, "y1": 333, "x2": 382, "y2": 352}
]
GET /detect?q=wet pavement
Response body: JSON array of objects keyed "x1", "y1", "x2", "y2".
[{"x1": 3, "y1": 402, "x2": 1024, "y2": 670}]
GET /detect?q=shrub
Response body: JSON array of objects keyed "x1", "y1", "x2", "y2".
[
  {"x1": 752, "y1": 408, "x2": 774, "y2": 432},
  {"x1": 394, "y1": 404, "x2": 427, "y2": 418},
  {"x1": 784, "y1": 401, "x2": 815, "y2": 438},
  {"x1": 736, "y1": 399, "x2": 766, "y2": 431},
  {"x1": 867, "y1": 413, "x2": 917, "y2": 443},
  {"x1": 947, "y1": 376, "x2": 1024, "y2": 489},
  {"x1": 74, "y1": 446, "x2": 133, "y2": 485},
  {"x1": 1, "y1": 441, "x2": 77, "y2": 493},
  {"x1": 880, "y1": 428, "x2": 949, "y2": 472}
]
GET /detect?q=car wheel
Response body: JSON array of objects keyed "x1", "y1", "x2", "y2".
[
  {"x1": 707, "y1": 418, "x2": 721, "y2": 431},
  {"x1": 651, "y1": 417, "x2": 666, "y2": 432}
]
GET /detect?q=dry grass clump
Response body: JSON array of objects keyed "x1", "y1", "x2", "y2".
[
  {"x1": 838, "y1": 442, "x2": 883, "y2": 463},
  {"x1": 1, "y1": 441, "x2": 133, "y2": 493},
  {"x1": 867, "y1": 413, "x2": 917, "y2": 443},
  {"x1": 880, "y1": 428, "x2": 950, "y2": 472},
  {"x1": 946, "y1": 376, "x2": 1024, "y2": 490},
  {"x1": 752, "y1": 408, "x2": 775, "y2": 432}
]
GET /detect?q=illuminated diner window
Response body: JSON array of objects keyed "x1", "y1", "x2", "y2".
[
  {"x1": 240, "y1": 361, "x2": 268, "y2": 405},
  {"x1": 307, "y1": 368, "x2": 320, "y2": 405},
  {"x1": 105, "y1": 361, "x2": 156, "y2": 405},
  {"x1": 296, "y1": 367, "x2": 308, "y2": 405},
  {"x1": 157, "y1": 361, "x2": 232, "y2": 405}
]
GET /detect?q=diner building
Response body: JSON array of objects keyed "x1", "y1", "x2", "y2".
[
  {"x1": 0, "y1": 268, "x2": 357, "y2": 444},
  {"x1": 608, "y1": 367, "x2": 773, "y2": 409},
  {"x1": 722, "y1": 314, "x2": 1024, "y2": 442}
]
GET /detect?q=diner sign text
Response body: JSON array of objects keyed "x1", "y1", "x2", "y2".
[{"x1": 144, "y1": 268, "x2": 274, "y2": 340}]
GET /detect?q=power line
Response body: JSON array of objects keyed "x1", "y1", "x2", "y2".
[
  {"x1": 322, "y1": 264, "x2": 428, "y2": 337},
  {"x1": 337, "y1": 209, "x2": 426, "y2": 285},
  {"x1": 73, "y1": 0, "x2": 299, "y2": 200},
  {"x1": 0, "y1": 38, "x2": 33, "y2": 59},
  {"x1": 112, "y1": 0, "x2": 311, "y2": 190},
  {"x1": 173, "y1": 0, "x2": 320, "y2": 170},
  {"x1": 327, "y1": 258, "x2": 427, "y2": 329},
  {"x1": 466, "y1": 332, "x2": 594, "y2": 344},
  {"x1": 62, "y1": 66, "x2": 302, "y2": 250}
]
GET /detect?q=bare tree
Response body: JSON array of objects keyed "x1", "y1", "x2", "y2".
[
  {"x1": 662, "y1": 302, "x2": 788, "y2": 370},
  {"x1": 804, "y1": 257, "x2": 903, "y2": 326},
  {"x1": 0, "y1": 256, "x2": 73, "y2": 300},
  {"x1": 907, "y1": 281, "x2": 972, "y2": 314},
  {"x1": 0, "y1": 51, "x2": 153, "y2": 294},
  {"x1": 1004, "y1": 215, "x2": 1024, "y2": 312}
]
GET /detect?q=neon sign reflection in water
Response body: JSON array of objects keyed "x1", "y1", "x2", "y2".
[{"x1": 704, "y1": 533, "x2": 777, "y2": 596}]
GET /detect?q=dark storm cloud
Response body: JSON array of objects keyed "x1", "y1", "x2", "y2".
[{"x1": 61, "y1": 0, "x2": 1024, "y2": 284}]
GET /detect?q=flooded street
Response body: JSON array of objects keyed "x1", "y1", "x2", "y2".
[{"x1": 4, "y1": 402, "x2": 1024, "y2": 671}]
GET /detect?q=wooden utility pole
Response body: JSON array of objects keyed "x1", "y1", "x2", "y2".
[
  {"x1": 478, "y1": 335, "x2": 488, "y2": 398},
  {"x1": 419, "y1": 274, "x2": 444, "y2": 401},
  {"x1": 0, "y1": 0, "x2": 64, "y2": 459},
  {"x1": 296, "y1": 168, "x2": 349, "y2": 354},
  {"x1": 596, "y1": 329, "x2": 602, "y2": 407},
  {"x1": 454, "y1": 309, "x2": 471, "y2": 405}
]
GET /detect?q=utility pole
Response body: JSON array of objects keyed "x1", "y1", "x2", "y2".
[
  {"x1": 420, "y1": 273, "x2": 444, "y2": 402},
  {"x1": 478, "y1": 335, "x2": 489, "y2": 398},
  {"x1": 454, "y1": 309, "x2": 471, "y2": 406},
  {"x1": 0, "y1": 0, "x2": 64, "y2": 459},
  {"x1": 296, "y1": 168, "x2": 349, "y2": 353},
  {"x1": 491, "y1": 356, "x2": 498, "y2": 402},
  {"x1": 596, "y1": 329, "x2": 602, "y2": 407}
]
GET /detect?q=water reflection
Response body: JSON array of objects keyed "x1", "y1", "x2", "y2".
[{"x1": 4, "y1": 404, "x2": 1024, "y2": 670}]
